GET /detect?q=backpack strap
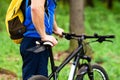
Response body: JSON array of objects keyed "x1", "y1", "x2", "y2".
[
  {"x1": 25, "y1": 0, "x2": 29, "y2": 10},
  {"x1": 26, "y1": 0, "x2": 30, "y2": 9},
  {"x1": 24, "y1": 0, "x2": 48, "y2": 16},
  {"x1": 20, "y1": 0, "x2": 26, "y2": 16},
  {"x1": 44, "y1": 0, "x2": 49, "y2": 16},
  {"x1": 45, "y1": 0, "x2": 57, "y2": 16}
]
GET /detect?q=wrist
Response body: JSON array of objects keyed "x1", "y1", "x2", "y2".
[{"x1": 41, "y1": 33, "x2": 47, "y2": 39}]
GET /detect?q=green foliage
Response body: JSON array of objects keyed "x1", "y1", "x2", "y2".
[
  {"x1": 0, "y1": 1, "x2": 10, "y2": 29},
  {"x1": 0, "y1": 0, "x2": 120, "y2": 80}
]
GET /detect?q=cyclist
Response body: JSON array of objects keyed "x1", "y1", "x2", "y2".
[{"x1": 20, "y1": 0, "x2": 64, "y2": 80}]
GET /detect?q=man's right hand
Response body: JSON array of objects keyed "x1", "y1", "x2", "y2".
[{"x1": 41, "y1": 35, "x2": 58, "y2": 47}]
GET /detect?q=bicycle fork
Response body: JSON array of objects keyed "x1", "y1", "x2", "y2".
[
  {"x1": 68, "y1": 53, "x2": 81, "y2": 80},
  {"x1": 68, "y1": 62, "x2": 77, "y2": 80},
  {"x1": 78, "y1": 56, "x2": 94, "y2": 80},
  {"x1": 88, "y1": 63, "x2": 94, "y2": 80}
]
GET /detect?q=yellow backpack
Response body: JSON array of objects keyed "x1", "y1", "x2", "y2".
[
  {"x1": 5, "y1": 0, "x2": 27, "y2": 44},
  {"x1": 5, "y1": 0, "x2": 49, "y2": 44}
]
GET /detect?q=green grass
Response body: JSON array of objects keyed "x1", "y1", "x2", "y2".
[
  {"x1": 0, "y1": 1, "x2": 120, "y2": 80},
  {"x1": 84, "y1": 2, "x2": 120, "y2": 80}
]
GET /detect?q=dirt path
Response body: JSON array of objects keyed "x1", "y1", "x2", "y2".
[{"x1": 0, "y1": 68, "x2": 18, "y2": 80}]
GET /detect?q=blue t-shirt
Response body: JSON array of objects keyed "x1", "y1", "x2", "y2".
[{"x1": 23, "y1": 0, "x2": 56, "y2": 38}]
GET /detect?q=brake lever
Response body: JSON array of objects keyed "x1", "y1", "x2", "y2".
[
  {"x1": 88, "y1": 39, "x2": 113, "y2": 44},
  {"x1": 103, "y1": 40, "x2": 113, "y2": 43},
  {"x1": 97, "y1": 39, "x2": 113, "y2": 43}
]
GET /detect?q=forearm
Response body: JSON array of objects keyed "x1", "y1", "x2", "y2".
[
  {"x1": 53, "y1": 18, "x2": 58, "y2": 31},
  {"x1": 31, "y1": 0, "x2": 46, "y2": 38},
  {"x1": 30, "y1": 0, "x2": 58, "y2": 46},
  {"x1": 53, "y1": 18, "x2": 64, "y2": 36}
]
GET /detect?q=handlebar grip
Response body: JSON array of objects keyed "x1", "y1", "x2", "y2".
[
  {"x1": 62, "y1": 32, "x2": 67, "y2": 37},
  {"x1": 108, "y1": 35, "x2": 115, "y2": 38},
  {"x1": 62, "y1": 32, "x2": 75, "y2": 40},
  {"x1": 94, "y1": 33, "x2": 115, "y2": 38}
]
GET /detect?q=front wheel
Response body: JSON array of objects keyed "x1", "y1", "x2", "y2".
[{"x1": 76, "y1": 64, "x2": 109, "y2": 80}]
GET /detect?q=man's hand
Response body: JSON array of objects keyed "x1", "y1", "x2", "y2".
[
  {"x1": 53, "y1": 27, "x2": 64, "y2": 37},
  {"x1": 41, "y1": 35, "x2": 58, "y2": 47}
]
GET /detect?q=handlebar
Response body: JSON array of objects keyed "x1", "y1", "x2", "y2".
[
  {"x1": 27, "y1": 32, "x2": 115, "y2": 53},
  {"x1": 62, "y1": 32, "x2": 115, "y2": 43}
]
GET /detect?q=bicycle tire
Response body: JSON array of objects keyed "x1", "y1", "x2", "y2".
[
  {"x1": 28, "y1": 75, "x2": 49, "y2": 80},
  {"x1": 75, "y1": 64, "x2": 109, "y2": 80}
]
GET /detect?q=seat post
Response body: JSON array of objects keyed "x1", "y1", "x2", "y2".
[{"x1": 48, "y1": 46, "x2": 57, "y2": 80}]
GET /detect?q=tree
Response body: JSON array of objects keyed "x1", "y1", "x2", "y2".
[
  {"x1": 67, "y1": 0, "x2": 93, "y2": 58},
  {"x1": 68, "y1": 0, "x2": 85, "y2": 53}
]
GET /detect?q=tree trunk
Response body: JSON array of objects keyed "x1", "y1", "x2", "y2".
[
  {"x1": 67, "y1": 0, "x2": 93, "y2": 58},
  {"x1": 68, "y1": 0, "x2": 85, "y2": 53}
]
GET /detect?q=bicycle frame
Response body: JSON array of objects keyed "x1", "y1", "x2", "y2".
[
  {"x1": 48, "y1": 39, "x2": 86, "y2": 80},
  {"x1": 28, "y1": 33, "x2": 114, "y2": 80}
]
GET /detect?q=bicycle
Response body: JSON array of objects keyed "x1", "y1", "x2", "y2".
[{"x1": 28, "y1": 32, "x2": 115, "y2": 80}]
